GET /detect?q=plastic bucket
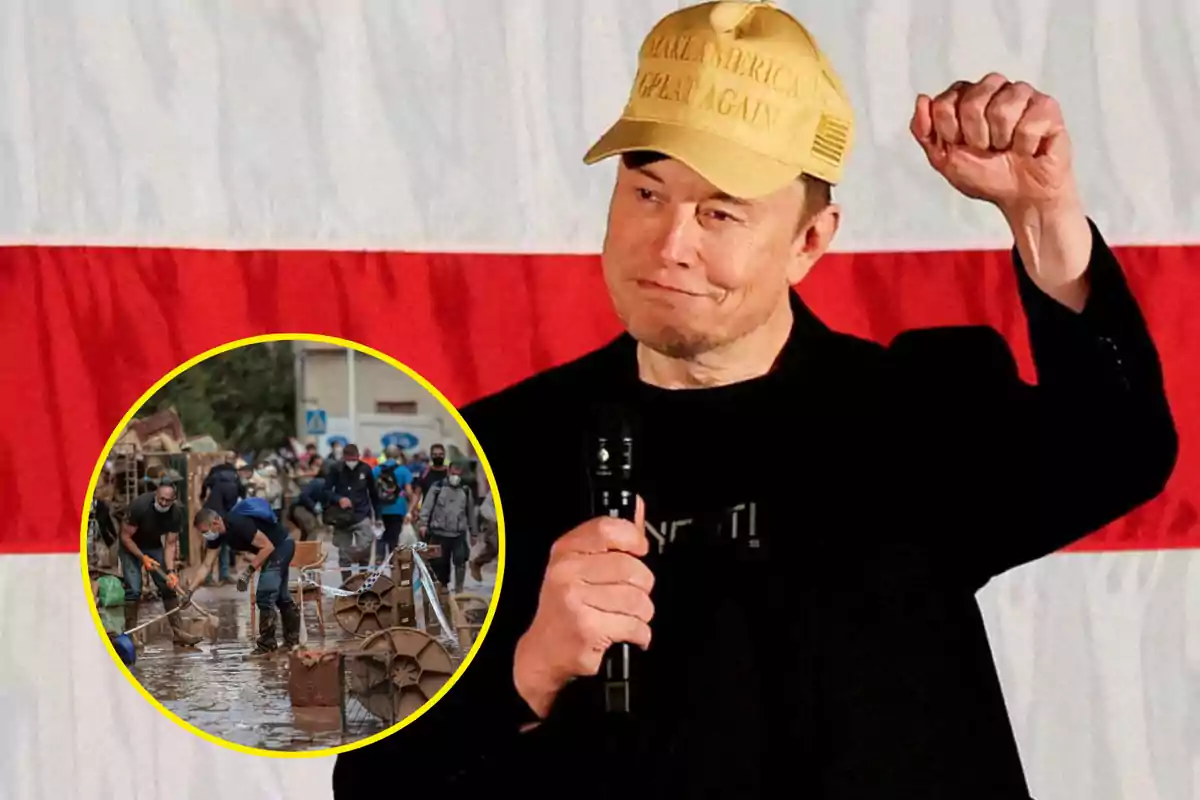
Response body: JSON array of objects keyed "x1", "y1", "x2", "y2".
[{"x1": 110, "y1": 634, "x2": 136, "y2": 667}]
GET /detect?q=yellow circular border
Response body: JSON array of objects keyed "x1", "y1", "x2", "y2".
[{"x1": 78, "y1": 332, "x2": 506, "y2": 759}]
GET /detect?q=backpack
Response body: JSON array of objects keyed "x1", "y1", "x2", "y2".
[
  {"x1": 230, "y1": 496, "x2": 278, "y2": 525},
  {"x1": 376, "y1": 464, "x2": 401, "y2": 505}
]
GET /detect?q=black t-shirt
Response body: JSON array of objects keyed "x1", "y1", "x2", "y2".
[
  {"x1": 334, "y1": 222, "x2": 1178, "y2": 797},
  {"x1": 417, "y1": 466, "x2": 448, "y2": 495},
  {"x1": 125, "y1": 491, "x2": 183, "y2": 552},
  {"x1": 201, "y1": 465, "x2": 243, "y2": 514},
  {"x1": 611, "y1": 376, "x2": 787, "y2": 777},
  {"x1": 208, "y1": 510, "x2": 287, "y2": 554}
]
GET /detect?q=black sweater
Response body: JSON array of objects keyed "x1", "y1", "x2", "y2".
[
  {"x1": 200, "y1": 463, "x2": 243, "y2": 514},
  {"x1": 333, "y1": 219, "x2": 1176, "y2": 799}
]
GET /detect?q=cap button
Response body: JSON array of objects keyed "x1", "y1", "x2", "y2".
[{"x1": 709, "y1": 1, "x2": 757, "y2": 36}]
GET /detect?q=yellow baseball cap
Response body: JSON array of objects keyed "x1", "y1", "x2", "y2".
[{"x1": 583, "y1": 1, "x2": 855, "y2": 199}]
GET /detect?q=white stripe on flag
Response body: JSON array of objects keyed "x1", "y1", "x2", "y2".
[
  {"x1": 0, "y1": 555, "x2": 335, "y2": 800},
  {"x1": 0, "y1": 0, "x2": 1196, "y2": 253}
]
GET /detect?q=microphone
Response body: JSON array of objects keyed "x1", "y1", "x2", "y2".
[{"x1": 591, "y1": 405, "x2": 636, "y2": 714}]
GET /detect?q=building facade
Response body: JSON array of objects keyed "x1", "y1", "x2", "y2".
[{"x1": 293, "y1": 341, "x2": 470, "y2": 460}]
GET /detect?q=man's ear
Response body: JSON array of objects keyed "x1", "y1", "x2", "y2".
[{"x1": 787, "y1": 203, "x2": 841, "y2": 285}]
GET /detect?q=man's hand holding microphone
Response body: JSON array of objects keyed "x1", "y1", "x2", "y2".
[{"x1": 513, "y1": 496, "x2": 654, "y2": 721}]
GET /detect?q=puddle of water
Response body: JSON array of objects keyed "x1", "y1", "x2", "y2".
[{"x1": 111, "y1": 548, "x2": 497, "y2": 752}]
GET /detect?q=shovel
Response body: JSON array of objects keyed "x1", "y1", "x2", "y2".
[
  {"x1": 149, "y1": 564, "x2": 218, "y2": 621},
  {"x1": 122, "y1": 603, "x2": 185, "y2": 636}
]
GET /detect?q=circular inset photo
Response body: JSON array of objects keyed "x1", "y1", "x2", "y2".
[{"x1": 81, "y1": 335, "x2": 503, "y2": 756}]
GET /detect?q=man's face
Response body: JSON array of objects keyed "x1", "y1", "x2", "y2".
[
  {"x1": 600, "y1": 157, "x2": 835, "y2": 360},
  {"x1": 198, "y1": 516, "x2": 226, "y2": 538},
  {"x1": 431, "y1": 448, "x2": 445, "y2": 464},
  {"x1": 154, "y1": 487, "x2": 175, "y2": 511}
]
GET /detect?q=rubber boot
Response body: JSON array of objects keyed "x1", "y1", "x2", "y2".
[
  {"x1": 469, "y1": 557, "x2": 483, "y2": 583},
  {"x1": 454, "y1": 562, "x2": 467, "y2": 594},
  {"x1": 280, "y1": 604, "x2": 301, "y2": 650},
  {"x1": 123, "y1": 600, "x2": 142, "y2": 650},
  {"x1": 162, "y1": 595, "x2": 203, "y2": 647},
  {"x1": 250, "y1": 607, "x2": 278, "y2": 656}
]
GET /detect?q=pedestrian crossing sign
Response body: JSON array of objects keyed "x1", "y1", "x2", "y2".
[{"x1": 305, "y1": 409, "x2": 327, "y2": 435}]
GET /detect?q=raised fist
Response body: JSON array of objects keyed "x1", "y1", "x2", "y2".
[{"x1": 911, "y1": 73, "x2": 1076, "y2": 211}]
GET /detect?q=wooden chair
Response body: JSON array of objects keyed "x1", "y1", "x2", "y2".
[{"x1": 289, "y1": 540, "x2": 327, "y2": 645}]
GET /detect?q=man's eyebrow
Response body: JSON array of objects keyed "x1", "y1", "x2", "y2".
[
  {"x1": 708, "y1": 191, "x2": 752, "y2": 207},
  {"x1": 632, "y1": 166, "x2": 753, "y2": 206},
  {"x1": 633, "y1": 165, "x2": 665, "y2": 184}
]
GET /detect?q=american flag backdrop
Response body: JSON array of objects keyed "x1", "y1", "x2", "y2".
[{"x1": 0, "y1": 2, "x2": 1198, "y2": 799}]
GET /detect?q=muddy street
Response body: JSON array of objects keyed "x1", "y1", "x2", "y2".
[{"x1": 98, "y1": 543, "x2": 499, "y2": 752}]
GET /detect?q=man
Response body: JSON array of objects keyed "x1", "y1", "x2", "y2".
[
  {"x1": 335, "y1": 3, "x2": 1176, "y2": 797},
  {"x1": 409, "y1": 451, "x2": 429, "y2": 478},
  {"x1": 361, "y1": 448, "x2": 379, "y2": 468},
  {"x1": 199, "y1": 458, "x2": 243, "y2": 586},
  {"x1": 258, "y1": 461, "x2": 284, "y2": 519},
  {"x1": 469, "y1": 488, "x2": 498, "y2": 583},
  {"x1": 328, "y1": 443, "x2": 380, "y2": 583},
  {"x1": 236, "y1": 461, "x2": 263, "y2": 497},
  {"x1": 373, "y1": 446, "x2": 415, "y2": 562},
  {"x1": 417, "y1": 461, "x2": 477, "y2": 593},
  {"x1": 200, "y1": 457, "x2": 242, "y2": 514},
  {"x1": 414, "y1": 443, "x2": 449, "y2": 501},
  {"x1": 88, "y1": 490, "x2": 117, "y2": 553},
  {"x1": 288, "y1": 471, "x2": 327, "y2": 542},
  {"x1": 299, "y1": 451, "x2": 324, "y2": 479},
  {"x1": 117, "y1": 482, "x2": 203, "y2": 647},
  {"x1": 187, "y1": 500, "x2": 301, "y2": 655},
  {"x1": 87, "y1": 484, "x2": 120, "y2": 575},
  {"x1": 322, "y1": 443, "x2": 344, "y2": 482}
]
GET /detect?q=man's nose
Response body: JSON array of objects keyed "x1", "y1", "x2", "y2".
[{"x1": 657, "y1": 206, "x2": 703, "y2": 267}]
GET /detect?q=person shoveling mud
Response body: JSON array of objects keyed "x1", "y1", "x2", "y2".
[
  {"x1": 185, "y1": 497, "x2": 300, "y2": 657},
  {"x1": 118, "y1": 482, "x2": 203, "y2": 648}
]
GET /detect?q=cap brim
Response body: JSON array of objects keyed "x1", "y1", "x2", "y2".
[{"x1": 583, "y1": 118, "x2": 800, "y2": 199}]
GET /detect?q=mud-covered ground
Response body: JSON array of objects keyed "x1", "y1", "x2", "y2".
[{"x1": 97, "y1": 540, "x2": 498, "y2": 752}]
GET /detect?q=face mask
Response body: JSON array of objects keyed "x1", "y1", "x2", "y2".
[
  {"x1": 431, "y1": 457, "x2": 445, "y2": 467},
  {"x1": 448, "y1": 474, "x2": 462, "y2": 487},
  {"x1": 344, "y1": 460, "x2": 359, "y2": 470},
  {"x1": 201, "y1": 530, "x2": 220, "y2": 543},
  {"x1": 332, "y1": 449, "x2": 343, "y2": 459},
  {"x1": 155, "y1": 502, "x2": 172, "y2": 513}
]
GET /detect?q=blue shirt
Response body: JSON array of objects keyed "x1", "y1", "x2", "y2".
[{"x1": 373, "y1": 460, "x2": 413, "y2": 517}]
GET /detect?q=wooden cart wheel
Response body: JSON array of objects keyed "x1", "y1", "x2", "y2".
[
  {"x1": 332, "y1": 572, "x2": 416, "y2": 637},
  {"x1": 345, "y1": 627, "x2": 456, "y2": 723}
]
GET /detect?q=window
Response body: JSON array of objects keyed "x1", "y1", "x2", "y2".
[{"x1": 376, "y1": 401, "x2": 418, "y2": 414}]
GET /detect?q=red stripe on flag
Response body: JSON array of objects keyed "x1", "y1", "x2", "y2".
[{"x1": 1, "y1": 243, "x2": 1195, "y2": 555}]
